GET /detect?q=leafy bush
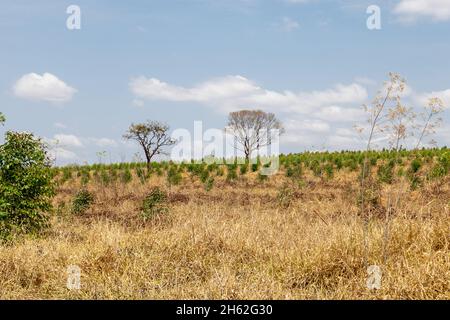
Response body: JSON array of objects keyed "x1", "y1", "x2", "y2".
[
  {"x1": 141, "y1": 187, "x2": 169, "y2": 221},
  {"x1": 239, "y1": 164, "x2": 248, "y2": 175},
  {"x1": 200, "y1": 170, "x2": 209, "y2": 183},
  {"x1": 0, "y1": 131, "x2": 55, "y2": 239},
  {"x1": 71, "y1": 189, "x2": 94, "y2": 215},
  {"x1": 167, "y1": 166, "x2": 182, "y2": 186},
  {"x1": 377, "y1": 160, "x2": 395, "y2": 184},
  {"x1": 226, "y1": 166, "x2": 237, "y2": 182},
  {"x1": 324, "y1": 163, "x2": 334, "y2": 179}
]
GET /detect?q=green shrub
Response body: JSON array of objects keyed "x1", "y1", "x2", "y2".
[
  {"x1": 71, "y1": 189, "x2": 94, "y2": 215},
  {"x1": 200, "y1": 170, "x2": 209, "y2": 183},
  {"x1": 121, "y1": 168, "x2": 133, "y2": 184},
  {"x1": 377, "y1": 160, "x2": 395, "y2": 184},
  {"x1": 226, "y1": 166, "x2": 237, "y2": 182},
  {"x1": 204, "y1": 177, "x2": 214, "y2": 191},
  {"x1": 135, "y1": 166, "x2": 147, "y2": 184},
  {"x1": 61, "y1": 167, "x2": 72, "y2": 184},
  {"x1": 167, "y1": 166, "x2": 182, "y2": 186},
  {"x1": 324, "y1": 163, "x2": 334, "y2": 179},
  {"x1": 239, "y1": 164, "x2": 248, "y2": 175},
  {"x1": 80, "y1": 169, "x2": 90, "y2": 186},
  {"x1": 141, "y1": 187, "x2": 169, "y2": 221},
  {"x1": 0, "y1": 131, "x2": 55, "y2": 239}
]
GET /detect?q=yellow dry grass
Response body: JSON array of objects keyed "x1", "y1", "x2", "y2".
[{"x1": 0, "y1": 171, "x2": 448, "y2": 299}]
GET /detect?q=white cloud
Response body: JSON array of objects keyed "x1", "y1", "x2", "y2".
[
  {"x1": 13, "y1": 72, "x2": 76, "y2": 103},
  {"x1": 49, "y1": 147, "x2": 78, "y2": 161},
  {"x1": 130, "y1": 75, "x2": 368, "y2": 115},
  {"x1": 394, "y1": 0, "x2": 450, "y2": 22},
  {"x1": 89, "y1": 137, "x2": 118, "y2": 147},
  {"x1": 52, "y1": 134, "x2": 83, "y2": 148},
  {"x1": 414, "y1": 88, "x2": 450, "y2": 108},
  {"x1": 327, "y1": 134, "x2": 363, "y2": 150},
  {"x1": 335, "y1": 128, "x2": 356, "y2": 136},
  {"x1": 314, "y1": 105, "x2": 365, "y2": 122},
  {"x1": 286, "y1": 119, "x2": 330, "y2": 133}
]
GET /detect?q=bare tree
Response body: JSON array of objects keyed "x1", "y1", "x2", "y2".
[
  {"x1": 226, "y1": 110, "x2": 284, "y2": 161},
  {"x1": 414, "y1": 97, "x2": 445, "y2": 149},
  {"x1": 123, "y1": 121, "x2": 175, "y2": 170}
]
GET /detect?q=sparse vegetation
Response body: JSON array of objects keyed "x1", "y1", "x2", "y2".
[{"x1": 0, "y1": 73, "x2": 448, "y2": 300}]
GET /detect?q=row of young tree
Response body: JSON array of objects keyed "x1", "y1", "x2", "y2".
[
  {"x1": 123, "y1": 110, "x2": 284, "y2": 170},
  {"x1": 0, "y1": 72, "x2": 448, "y2": 241}
]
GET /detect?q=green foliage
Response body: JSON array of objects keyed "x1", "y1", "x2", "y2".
[
  {"x1": 120, "y1": 168, "x2": 132, "y2": 184},
  {"x1": 0, "y1": 112, "x2": 5, "y2": 125},
  {"x1": 135, "y1": 166, "x2": 148, "y2": 184},
  {"x1": 407, "y1": 158, "x2": 423, "y2": 190},
  {"x1": 410, "y1": 158, "x2": 422, "y2": 173},
  {"x1": 286, "y1": 163, "x2": 302, "y2": 180},
  {"x1": 61, "y1": 167, "x2": 73, "y2": 184},
  {"x1": 204, "y1": 176, "x2": 214, "y2": 192},
  {"x1": 141, "y1": 187, "x2": 169, "y2": 221},
  {"x1": 377, "y1": 160, "x2": 395, "y2": 184},
  {"x1": 100, "y1": 169, "x2": 111, "y2": 185},
  {"x1": 239, "y1": 164, "x2": 248, "y2": 175},
  {"x1": 427, "y1": 152, "x2": 449, "y2": 180},
  {"x1": 0, "y1": 131, "x2": 55, "y2": 239},
  {"x1": 226, "y1": 166, "x2": 237, "y2": 182},
  {"x1": 80, "y1": 169, "x2": 90, "y2": 186},
  {"x1": 324, "y1": 163, "x2": 334, "y2": 179},
  {"x1": 200, "y1": 170, "x2": 209, "y2": 183},
  {"x1": 71, "y1": 189, "x2": 94, "y2": 215},
  {"x1": 167, "y1": 166, "x2": 182, "y2": 186}
]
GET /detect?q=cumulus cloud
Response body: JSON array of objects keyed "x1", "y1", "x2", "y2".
[
  {"x1": 13, "y1": 72, "x2": 76, "y2": 103},
  {"x1": 130, "y1": 75, "x2": 368, "y2": 115},
  {"x1": 49, "y1": 147, "x2": 78, "y2": 161},
  {"x1": 89, "y1": 137, "x2": 118, "y2": 147},
  {"x1": 394, "y1": 0, "x2": 450, "y2": 22},
  {"x1": 52, "y1": 134, "x2": 83, "y2": 148},
  {"x1": 414, "y1": 88, "x2": 450, "y2": 108},
  {"x1": 314, "y1": 105, "x2": 365, "y2": 122}
]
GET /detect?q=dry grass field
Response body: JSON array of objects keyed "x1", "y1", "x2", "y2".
[{"x1": 0, "y1": 166, "x2": 448, "y2": 300}]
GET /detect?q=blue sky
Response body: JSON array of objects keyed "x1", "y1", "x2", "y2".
[{"x1": 1, "y1": 0, "x2": 449, "y2": 165}]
